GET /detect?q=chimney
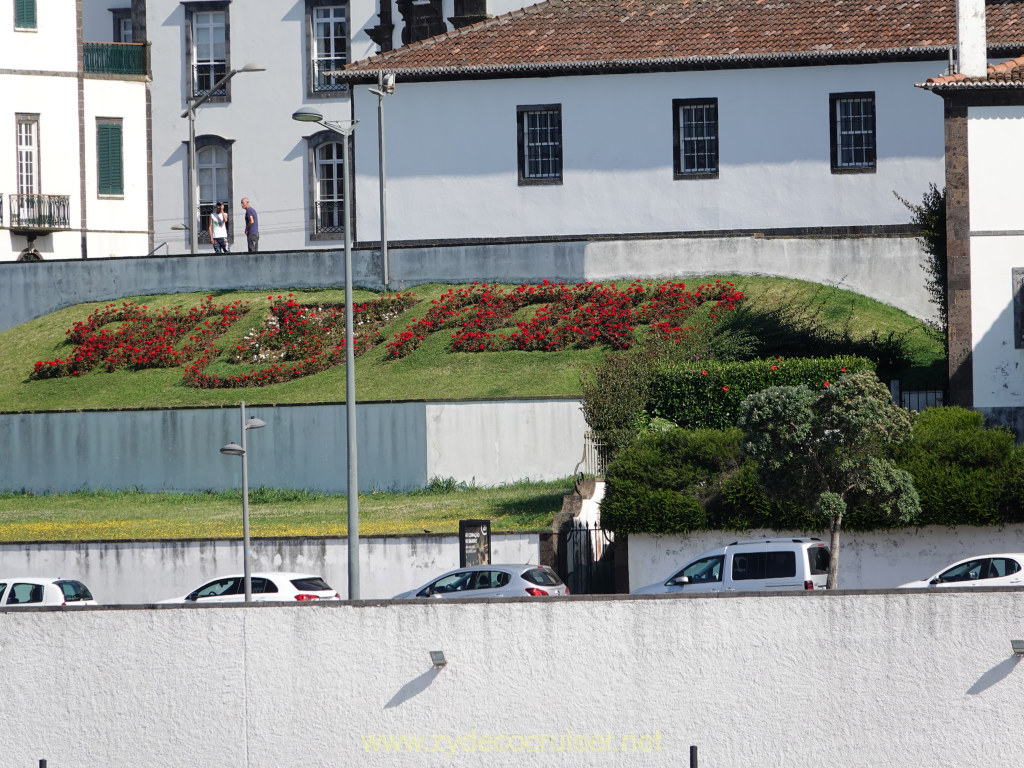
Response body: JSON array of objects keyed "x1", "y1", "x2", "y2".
[{"x1": 957, "y1": 0, "x2": 988, "y2": 77}]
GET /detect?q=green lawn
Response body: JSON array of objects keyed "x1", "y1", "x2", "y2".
[{"x1": 0, "y1": 275, "x2": 944, "y2": 542}]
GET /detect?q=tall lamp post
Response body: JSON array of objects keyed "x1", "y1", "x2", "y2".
[
  {"x1": 368, "y1": 71, "x2": 395, "y2": 287},
  {"x1": 291, "y1": 105, "x2": 361, "y2": 599},
  {"x1": 220, "y1": 401, "x2": 266, "y2": 602},
  {"x1": 181, "y1": 63, "x2": 265, "y2": 255}
]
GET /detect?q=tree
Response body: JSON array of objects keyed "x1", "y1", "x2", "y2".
[
  {"x1": 895, "y1": 184, "x2": 947, "y2": 338},
  {"x1": 737, "y1": 371, "x2": 920, "y2": 588}
]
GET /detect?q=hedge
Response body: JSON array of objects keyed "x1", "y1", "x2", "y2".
[{"x1": 647, "y1": 355, "x2": 875, "y2": 430}]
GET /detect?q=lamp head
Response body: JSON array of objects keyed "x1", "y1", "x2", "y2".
[
  {"x1": 239, "y1": 63, "x2": 266, "y2": 73},
  {"x1": 429, "y1": 650, "x2": 447, "y2": 668},
  {"x1": 245, "y1": 417, "x2": 266, "y2": 430},
  {"x1": 1013, "y1": 639, "x2": 1024, "y2": 656},
  {"x1": 292, "y1": 106, "x2": 325, "y2": 123},
  {"x1": 220, "y1": 442, "x2": 245, "y2": 456}
]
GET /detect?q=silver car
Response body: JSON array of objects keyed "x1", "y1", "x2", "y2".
[{"x1": 394, "y1": 564, "x2": 569, "y2": 599}]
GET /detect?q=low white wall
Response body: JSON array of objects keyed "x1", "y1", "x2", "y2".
[
  {"x1": 2, "y1": 590, "x2": 1023, "y2": 766},
  {"x1": 628, "y1": 525, "x2": 1024, "y2": 591},
  {"x1": 0, "y1": 399, "x2": 586, "y2": 494},
  {"x1": 0, "y1": 533, "x2": 542, "y2": 604}
]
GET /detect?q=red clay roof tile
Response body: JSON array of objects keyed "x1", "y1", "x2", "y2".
[{"x1": 342, "y1": 0, "x2": 1024, "y2": 80}]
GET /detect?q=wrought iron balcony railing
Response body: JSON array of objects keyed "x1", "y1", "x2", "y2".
[
  {"x1": 312, "y1": 58, "x2": 348, "y2": 92},
  {"x1": 83, "y1": 42, "x2": 146, "y2": 76},
  {"x1": 10, "y1": 194, "x2": 72, "y2": 231},
  {"x1": 315, "y1": 200, "x2": 347, "y2": 235},
  {"x1": 193, "y1": 62, "x2": 228, "y2": 98}
]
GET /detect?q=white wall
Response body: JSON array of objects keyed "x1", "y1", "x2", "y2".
[
  {"x1": 0, "y1": 0, "x2": 78, "y2": 72},
  {"x1": 967, "y1": 107, "x2": 1024, "y2": 409},
  {"x1": 2, "y1": 590, "x2": 1023, "y2": 766},
  {"x1": 628, "y1": 524, "x2": 1024, "y2": 591},
  {"x1": 351, "y1": 61, "x2": 946, "y2": 242},
  {"x1": 0, "y1": 533, "x2": 542, "y2": 603}
]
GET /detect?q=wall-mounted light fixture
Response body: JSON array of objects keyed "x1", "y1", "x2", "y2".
[
  {"x1": 429, "y1": 650, "x2": 447, "y2": 668},
  {"x1": 1012, "y1": 639, "x2": 1024, "y2": 656}
]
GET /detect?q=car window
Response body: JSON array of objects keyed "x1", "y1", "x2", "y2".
[
  {"x1": 427, "y1": 572, "x2": 473, "y2": 595},
  {"x1": 0, "y1": 583, "x2": 6, "y2": 603},
  {"x1": 673, "y1": 555, "x2": 723, "y2": 584},
  {"x1": 196, "y1": 578, "x2": 240, "y2": 598},
  {"x1": 290, "y1": 577, "x2": 331, "y2": 592},
  {"x1": 471, "y1": 571, "x2": 511, "y2": 590},
  {"x1": 807, "y1": 546, "x2": 831, "y2": 575},
  {"x1": 991, "y1": 558, "x2": 1023, "y2": 578},
  {"x1": 522, "y1": 567, "x2": 562, "y2": 587},
  {"x1": 56, "y1": 580, "x2": 93, "y2": 602},
  {"x1": 938, "y1": 559, "x2": 987, "y2": 583},
  {"x1": 732, "y1": 552, "x2": 766, "y2": 581},
  {"x1": 251, "y1": 578, "x2": 278, "y2": 594},
  {"x1": 9, "y1": 583, "x2": 44, "y2": 604},
  {"x1": 765, "y1": 551, "x2": 796, "y2": 579}
]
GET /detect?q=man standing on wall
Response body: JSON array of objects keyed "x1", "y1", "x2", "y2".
[{"x1": 241, "y1": 197, "x2": 259, "y2": 252}]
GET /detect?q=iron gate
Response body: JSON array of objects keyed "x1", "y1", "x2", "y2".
[{"x1": 559, "y1": 522, "x2": 616, "y2": 594}]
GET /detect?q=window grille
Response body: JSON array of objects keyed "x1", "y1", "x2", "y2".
[
  {"x1": 831, "y1": 93, "x2": 876, "y2": 171},
  {"x1": 674, "y1": 98, "x2": 718, "y2": 178},
  {"x1": 518, "y1": 105, "x2": 562, "y2": 184}
]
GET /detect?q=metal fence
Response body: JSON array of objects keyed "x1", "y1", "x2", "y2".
[
  {"x1": 559, "y1": 522, "x2": 616, "y2": 595},
  {"x1": 9, "y1": 194, "x2": 71, "y2": 230},
  {"x1": 83, "y1": 42, "x2": 146, "y2": 75},
  {"x1": 576, "y1": 430, "x2": 609, "y2": 478}
]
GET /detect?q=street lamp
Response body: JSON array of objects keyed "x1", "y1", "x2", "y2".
[
  {"x1": 220, "y1": 401, "x2": 266, "y2": 602},
  {"x1": 368, "y1": 71, "x2": 395, "y2": 287},
  {"x1": 181, "y1": 62, "x2": 265, "y2": 255},
  {"x1": 291, "y1": 105, "x2": 361, "y2": 600}
]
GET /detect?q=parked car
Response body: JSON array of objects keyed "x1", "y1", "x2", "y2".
[
  {"x1": 158, "y1": 572, "x2": 340, "y2": 604},
  {"x1": 0, "y1": 577, "x2": 96, "y2": 607},
  {"x1": 898, "y1": 554, "x2": 1024, "y2": 588},
  {"x1": 393, "y1": 564, "x2": 569, "y2": 599},
  {"x1": 631, "y1": 538, "x2": 832, "y2": 595}
]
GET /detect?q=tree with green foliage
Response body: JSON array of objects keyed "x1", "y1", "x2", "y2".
[
  {"x1": 737, "y1": 371, "x2": 920, "y2": 588},
  {"x1": 896, "y1": 184, "x2": 947, "y2": 338}
]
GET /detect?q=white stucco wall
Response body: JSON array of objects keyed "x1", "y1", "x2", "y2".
[
  {"x1": 351, "y1": 61, "x2": 946, "y2": 242},
  {"x1": 967, "y1": 107, "x2": 1024, "y2": 409},
  {"x1": 2, "y1": 590, "x2": 1023, "y2": 766},
  {"x1": 0, "y1": 0, "x2": 78, "y2": 73},
  {"x1": 0, "y1": 533, "x2": 542, "y2": 603},
  {"x1": 628, "y1": 524, "x2": 1024, "y2": 591}
]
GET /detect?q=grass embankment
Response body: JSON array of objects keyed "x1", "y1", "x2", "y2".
[
  {"x1": 0, "y1": 480, "x2": 573, "y2": 542},
  {"x1": 0, "y1": 276, "x2": 944, "y2": 541}
]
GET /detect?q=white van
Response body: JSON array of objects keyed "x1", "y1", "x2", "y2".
[{"x1": 632, "y1": 538, "x2": 831, "y2": 594}]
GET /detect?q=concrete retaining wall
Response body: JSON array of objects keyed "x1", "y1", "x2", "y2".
[
  {"x1": 0, "y1": 233, "x2": 932, "y2": 333},
  {"x1": 628, "y1": 524, "x2": 1024, "y2": 591},
  {"x1": 1, "y1": 589, "x2": 1021, "y2": 766},
  {"x1": 0, "y1": 399, "x2": 588, "y2": 493},
  {"x1": 0, "y1": 533, "x2": 542, "y2": 603}
]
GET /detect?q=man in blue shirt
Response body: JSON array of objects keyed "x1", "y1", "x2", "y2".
[{"x1": 240, "y1": 197, "x2": 259, "y2": 252}]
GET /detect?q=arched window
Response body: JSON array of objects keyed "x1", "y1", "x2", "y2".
[
  {"x1": 195, "y1": 136, "x2": 233, "y2": 244},
  {"x1": 305, "y1": 130, "x2": 352, "y2": 240}
]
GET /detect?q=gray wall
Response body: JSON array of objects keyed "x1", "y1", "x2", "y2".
[
  {"x1": 0, "y1": 232, "x2": 932, "y2": 333},
  {"x1": 0, "y1": 399, "x2": 587, "y2": 493},
  {"x1": 1, "y1": 590, "x2": 1022, "y2": 766}
]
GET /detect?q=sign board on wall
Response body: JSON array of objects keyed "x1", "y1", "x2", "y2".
[{"x1": 459, "y1": 519, "x2": 491, "y2": 567}]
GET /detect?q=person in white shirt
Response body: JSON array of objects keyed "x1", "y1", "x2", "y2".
[{"x1": 208, "y1": 202, "x2": 230, "y2": 253}]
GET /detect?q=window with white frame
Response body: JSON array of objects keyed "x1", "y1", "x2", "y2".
[
  {"x1": 196, "y1": 140, "x2": 232, "y2": 244},
  {"x1": 16, "y1": 114, "x2": 39, "y2": 197},
  {"x1": 673, "y1": 98, "x2": 718, "y2": 179},
  {"x1": 311, "y1": 3, "x2": 348, "y2": 93},
  {"x1": 191, "y1": 9, "x2": 227, "y2": 98},
  {"x1": 111, "y1": 8, "x2": 132, "y2": 42},
  {"x1": 517, "y1": 104, "x2": 562, "y2": 185},
  {"x1": 316, "y1": 140, "x2": 346, "y2": 234},
  {"x1": 830, "y1": 92, "x2": 876, "y2": 172}
]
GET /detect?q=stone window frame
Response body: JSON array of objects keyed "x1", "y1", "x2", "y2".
[
  {"x1": 305, "y1": 0, "x2": 350, "y2": 99},
  {"x1": 182, "y1": 1, "x2": 231, "y2": 104},
  {"x1": 111, "y1": 7, "x2": 133, "y2": 42},
  {"x1": 192, "y1": 134, "x2": 235, "y2": 245},
  {"x1": 304, "y1": 129, "x2": 355, "y2": 242}
]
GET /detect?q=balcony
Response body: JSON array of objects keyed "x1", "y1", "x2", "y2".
[
  {"x1": 9, "y1": 194, "x2": 72, "y2": 234},
  {"x1": 83, "y1": 42, "x2": 147, "y2": 76}
]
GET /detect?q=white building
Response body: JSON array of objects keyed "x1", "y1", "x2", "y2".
[
  {"x1": 137, "y1": 0, "x2": 1024, "y2": 269},
  {"x1": 919, "y1": 0, "x2": 1024, "y2": 432},
  {"x1": 0, "y1": 0, "x2": 149, "y2": 262}
]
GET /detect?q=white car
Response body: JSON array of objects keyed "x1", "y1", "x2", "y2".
[
  {"x1": 898, "y1": 554, "x2": 1024, "y2": 588},
  {"x1": 159, "y1": 572, "x2": 340, "y2": 604},
  {"x1": 0, "y1": 577, "x2": 97, "y2": 607}
]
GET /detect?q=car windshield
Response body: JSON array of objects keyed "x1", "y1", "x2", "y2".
[
  {"x1": 196, "y1": 578, "x2": 240, "y2": 597},
  {"x1": 938, "y1": 559, "x2": 988, "y2": 582},
  {"x1": 674, "y1": 555, "x2": 723, "y2": 584},
  {"x1": 56, "y1": 580, "x2": 93, "y2": 601}
]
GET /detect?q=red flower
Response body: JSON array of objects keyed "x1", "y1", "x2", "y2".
[{"x1": 722, "y1": 385, "x2": 729, "y2": 392}]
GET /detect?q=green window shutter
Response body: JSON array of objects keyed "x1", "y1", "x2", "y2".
[
  {"x1": 15, "y1": 0, "x2": 37, "y2": 29},
  {"x1": 97, "y1": 123, "x2": 123, "y2": 195}
]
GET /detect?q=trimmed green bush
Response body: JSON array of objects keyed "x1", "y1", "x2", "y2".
[{"x1": 648, "y1": 356, "x2": 875, "y2": 430}]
